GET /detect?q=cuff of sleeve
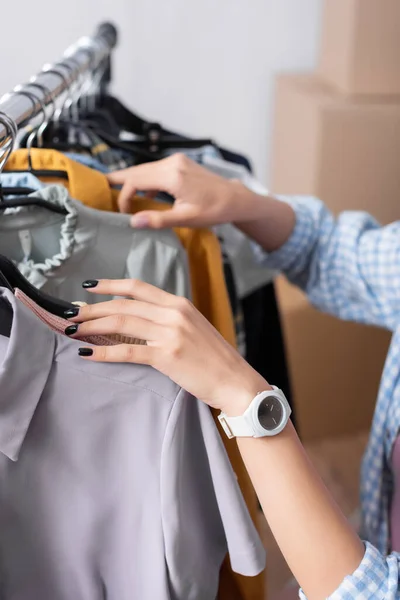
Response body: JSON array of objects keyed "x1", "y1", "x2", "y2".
[
  {"x1": 299, "y1": 542, "x2": 396, "y2": 600},
  {"x1": 251, "y1": 195, "x2": 322, "y2": 275}
]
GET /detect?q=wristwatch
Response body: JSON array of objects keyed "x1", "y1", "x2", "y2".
[{"x1": 218, "y1": 386, "x2": 291, "y2": 439}]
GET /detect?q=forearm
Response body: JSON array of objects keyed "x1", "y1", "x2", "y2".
[
  {"x1": 237, "y1": 421, "x2": 364, "y2": 599},
  {"x1": 230, "y1": 183, "x2": 296, "y2": 252}
]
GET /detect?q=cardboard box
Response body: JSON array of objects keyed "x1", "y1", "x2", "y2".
[
  {"x1": 271, "y1": 74, "x2": 396, "y2": 440},
  {"x1": 275, "y1": 277, "x2": 390, "y2": 440},
  {"x1": 319, "y1": 0, "x2": 400, "y2": 95},
  {"x1": 272, "y1": 74, "x2": 400, "y2": 223}
]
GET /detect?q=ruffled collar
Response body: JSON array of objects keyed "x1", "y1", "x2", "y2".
[{"x1": 0, "y1": 185, "x2": 78, "y2": 288}]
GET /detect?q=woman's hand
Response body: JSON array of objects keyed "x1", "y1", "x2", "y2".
[
  {"x1": 107, "y1": 153, "x2": 263, "y2": 229},
  {"x1": 66, "y1": 279, "x2": 269, "y2": 415},
  {"x1": 107, "y1": 154, "x2": 296, "y2": 253}
]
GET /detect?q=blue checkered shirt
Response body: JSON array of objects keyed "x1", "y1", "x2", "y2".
[{"x1": 253, "y1": 195, "x2": 400, "y2": 598}]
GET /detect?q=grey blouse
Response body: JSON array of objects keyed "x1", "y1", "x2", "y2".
[
  {"x1": 0, "y1": 289, "x2": 265, "y2": 599},
  {"x1": 0, "y1": 184, "x2": 191, "y2": 302}
]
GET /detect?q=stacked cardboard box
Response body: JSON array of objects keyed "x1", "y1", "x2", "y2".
[
  {"x1": 319, "y1": 0, "x2": 400, "y2": 95},
  {"x1": 271, "y1": 2, "x2": 400, "y2": 440}
]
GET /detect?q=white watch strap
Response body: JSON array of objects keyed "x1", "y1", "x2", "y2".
[{"x1": 218, "y1": 413, "x2": 254, "y2": 439}]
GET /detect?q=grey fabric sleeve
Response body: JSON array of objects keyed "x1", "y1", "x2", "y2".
[
  {"x1": 161, "y1": 388, "x2": 266, "y2": 600},
  {"x1": 125, "y1": 231, "x2": 191, "y2": 298}
]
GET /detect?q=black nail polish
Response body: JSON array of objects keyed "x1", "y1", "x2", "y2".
[
  {"x1": 64, "y1": 307, "x2": 79, "y2": 318},
  {"x1": 78, "y1": 348, "x2": 93, "y2": 357},
  {"x1": 82, "y1": 280, "x2": 98, "y2": 289},
  {"x1": 65, "y1": 324, "x2": 78, "y2": 336}
]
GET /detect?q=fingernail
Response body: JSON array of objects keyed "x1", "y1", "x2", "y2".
[
  {"x1": 82, "y1": 280, "x2": 98, "y2": 289},
  {"x1": 64, "y1": 308, "x2": 79, "y2": 318},
  {"x1": 131, "y1": 215, "x2": 149, "y2": 229},
  {"x1": 65, "y1": 324, "x2": 78, "y2": 336},
  {"x1": 78, "y1": 348, "x2": 93, "y2": 357}
]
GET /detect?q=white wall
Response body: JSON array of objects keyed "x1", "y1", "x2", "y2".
[{"x1": 0, "y1": 0, "x2": 323, "y2": 184}]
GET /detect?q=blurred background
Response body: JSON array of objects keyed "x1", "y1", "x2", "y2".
[
  {"x1": 0, "y1": 0, "x2": 323, "y2": 184},
  {"x1": 2, "y1": 1, "x2": 400, "y2": 597}
]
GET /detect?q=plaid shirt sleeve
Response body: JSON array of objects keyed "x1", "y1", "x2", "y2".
[
  {"x1": 252, "y1": 195, "x2": 400, "y2": 330},
  {"x1": 299, "y1": 543, "x2": 400, "y2": 599}
]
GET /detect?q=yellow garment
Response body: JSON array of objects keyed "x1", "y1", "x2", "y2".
[
  {"x1": 7, "y1": 149, "x2": 264, "y2": 600},
  {"x1": 5, "y1": 149, "x2": 114, "y2": 212}
]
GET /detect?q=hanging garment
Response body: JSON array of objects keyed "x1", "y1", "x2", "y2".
[
  {"x1": 5, "y1": 150, "x2": 265, "y2": 599},
  {"x1": 61, "y1": 148, "x2": 272, "y2": 297},
  {"x1": 0, "y1": 288, "x2": 265, "y2": 600},
  {"x1": 58, "y1": 150, "x2": 244, "y2": 351},
  {"x1": 219, "y1": 241, "x2": 247, "y2": 357},
  {"x1": 4, "y1": 149, "x2": 235, "y2": 345},
  {"x1": 0, "y1": 182, "x2": 190, "y2": 300}
]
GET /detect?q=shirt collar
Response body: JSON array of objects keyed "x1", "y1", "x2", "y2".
[{"x1": 0, "y1": 288, "x2": 55, "y2": 461}]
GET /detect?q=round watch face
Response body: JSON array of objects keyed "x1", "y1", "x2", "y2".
[{"x1": 257, "y1": 396, "x2": 284, "y2": 431}]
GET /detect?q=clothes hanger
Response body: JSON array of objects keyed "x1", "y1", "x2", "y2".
[
  {"x1": 5, "y1": 72, "x2": 70, "y2": 180},
  {"x1": 0, "y1": 118, "x2": 28, "y2": 336},
  {"x1": 0, "y1": 106, "x2": 75, "y2": 320},
  {"x1": 19, "y1": 62, "x2": 120, "y2": 167},
  {"x1": 0, "y1": 114, "x2": 72, "y2": 316},
  {"x1": 0, "y1": 258, "x2": 13, "y2": 337},
  {"x1": 0, "y1": 190, "x2": 68, "y2": 216},
  {"x1": 0, "y1": 296, "x2": 12, "y2": 337},
  {"x1": 97, "y1": 94, "x2": 216, "y2": 153},
  {"x1": 0, "y1": 254, "x2": 74, "y2": 317},
  {"x1": 0, "y1": 92, "x2": 68, "y2": 216},
  {"x1": 58, "y1": 59, "x2": 160, "y2": 164},
  {"x1": 99, "y1": 93, "x2": 252, "y2": 169}
]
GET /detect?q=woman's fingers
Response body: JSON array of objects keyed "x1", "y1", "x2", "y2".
[
  {"x1": 107, "y1": 159, "x2": 172, "y2": 191},
  {"x1": 66, "y1": 314, "x2": 163, "y2": 342},
  {"x1": 107, "y1": 158, "x2": 175, "y2": 213},
  {"x1": 130, "y1": 205, "x2": 198, "y2": 230},
  {"x1": 79, "y1": 343, "x2": 156, "y2": 365},
  {"x1": 82, "y1": 279, "x2": 176, "y2": 306},
  {"x1": 67, "y1": 298, "x2": 170, "y2": 325}
]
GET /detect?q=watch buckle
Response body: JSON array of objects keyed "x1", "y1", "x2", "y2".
[{"x1": 218, "y1": 415, "x2": 234, "y2": 439}]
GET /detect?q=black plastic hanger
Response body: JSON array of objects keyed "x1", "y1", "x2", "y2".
[
  {"x1": 0, "y1": 297, "x2": 12, "y2": 337},
  {"x1": 0, "y1": 185, "x2": 68, "y2": 216},
  {"x1": 18, "y1": 120, "x2": 121, "y2": 168},
  {"x1": 0, "y1": 255, "x2": 74, "y2": 317},
  {"x1": 99, "y1": 93, "x2": 253, "y2": 170},
  {"x1": 0, "y1": 271, "x2": 13, "y2": 337},
  {"x1": 5, "y1": 168, "x2": 69, "y2": 181},
  {"x1": 97, "y1": 95, "x2": 216, "y2": 153}
]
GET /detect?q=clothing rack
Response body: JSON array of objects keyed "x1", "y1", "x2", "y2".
[{"x1": 0, "y1": 22, "x2": 118, "y2": 145}]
